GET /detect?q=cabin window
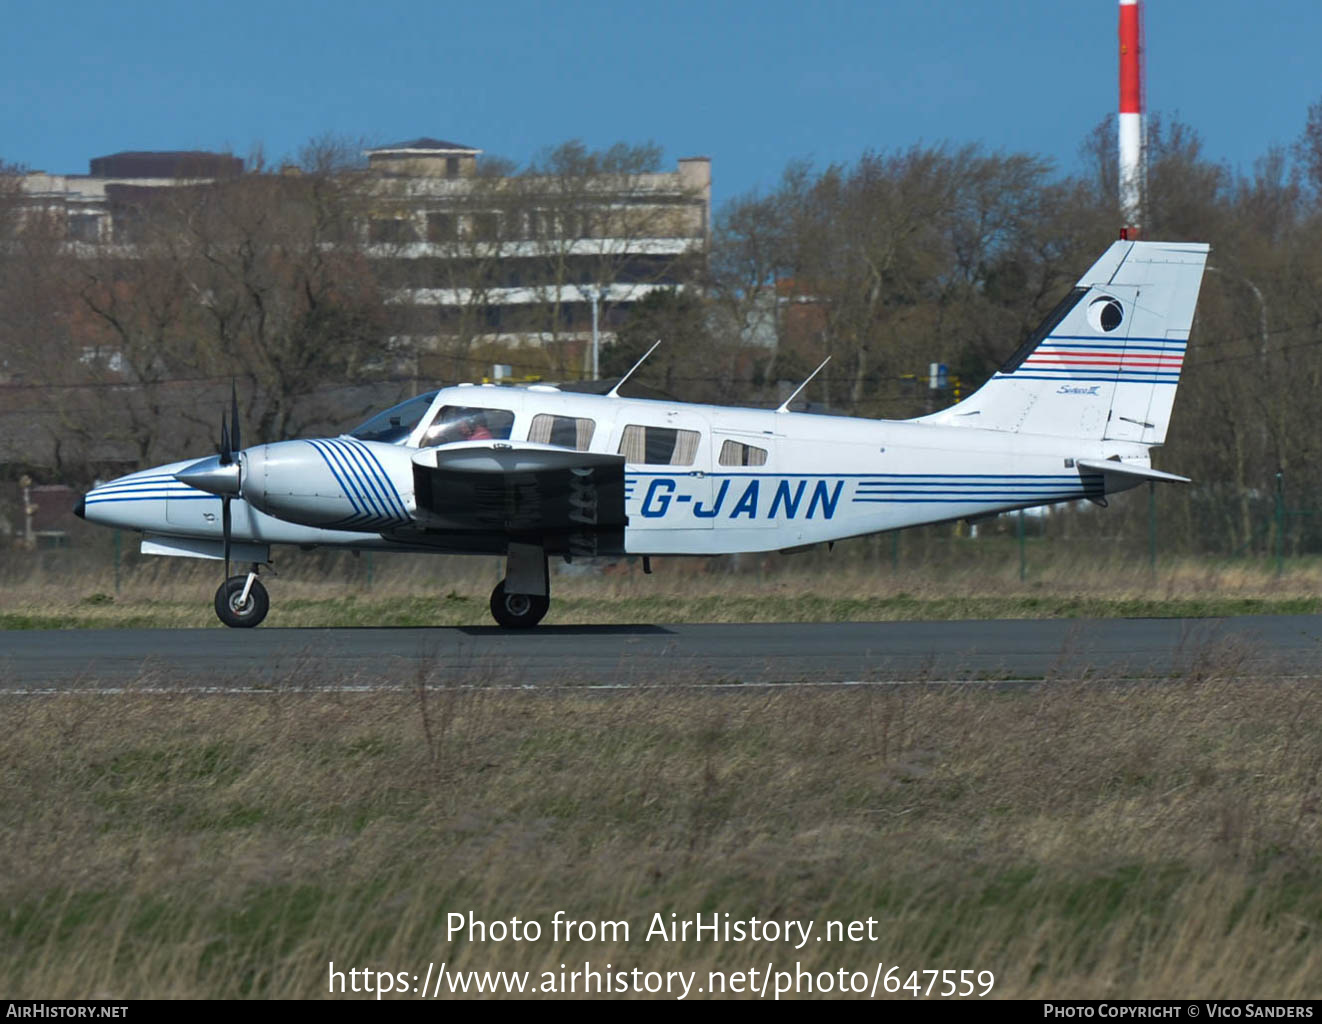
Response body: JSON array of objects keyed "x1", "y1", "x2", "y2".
[
  {"x1": 419, "y1": 406, "x2": 515, "y2": 446},
  {"x1": 618, "y1": 425, "x2": 700, "y2": 466},
  {"x1": 528, "y1": 414, "x2": 595, "y2": 451},
  {"x1": 718, "y1": 440, "x2": 768, "y2": 467}
]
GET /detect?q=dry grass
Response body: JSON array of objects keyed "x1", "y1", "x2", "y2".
[
  {"x1": 3, "y1": 657, "x2": 1322, "y2": 998},
  {"x1": 3, "y1": 543, "x2": 1322, "y2": 628}
]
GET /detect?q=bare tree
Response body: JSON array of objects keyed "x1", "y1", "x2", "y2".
[
  {"x1": 515, "y1": 141, "x2": 702, "y2": 376},
  {"x1": 1295, "y1": 98, "x2": 1322, "y2": 198},
  {"x1": 603, "y1": 287, "x2": 735, "y2": 403},
  {"x1": 169, "y1": 150, "x2": 389, "y2": 442},
  {"x1": 754, "y1": 146, "x2": 1061, "y2": 416},
  {"x1": 707, "y1": 190, "x2": 793, "y2": 390}
]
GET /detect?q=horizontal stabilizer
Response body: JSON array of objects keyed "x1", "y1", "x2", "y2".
[{"x1": 1075, "y1": 459, "x2": 1190, "y2": 486}]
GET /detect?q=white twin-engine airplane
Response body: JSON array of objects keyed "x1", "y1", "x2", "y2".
[{"x1": 77, "y1": 240, "x2": 1208, "y2": 629}]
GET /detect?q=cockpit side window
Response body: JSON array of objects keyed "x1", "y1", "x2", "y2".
[
  {"x1": 528, "y1": 414, "x2": 595, "y2": 451},
  {"x1": 419, "y1": 406, "x2": 515, "y2": 447},
  {"x1": 348, "y1": 390, "x2": 440, "y2": 444}
]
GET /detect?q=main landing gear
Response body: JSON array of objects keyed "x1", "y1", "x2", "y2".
[
  {"x1": 214, "y1": 566, "x2": 269, "y2": 628},
  {"x1": 490, "y1": 541, "x2": 550, "y2": 629},
  {"x1": 489, "y1": 582, "x2": 549, "y2": 629},
  {"x1": 209, "y1": 545, "x2": 555, "y2": 629}
]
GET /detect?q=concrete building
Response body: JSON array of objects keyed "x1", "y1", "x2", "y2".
[
  {"x1": 15, "y1": 151, "x2": 242, "y2": 244},
  {"x1": 361, "y1": 138, "x2": 712, "y2": 376},
  {"x1": 12, "y1": 140, "x2": 712, "y2": 378}
]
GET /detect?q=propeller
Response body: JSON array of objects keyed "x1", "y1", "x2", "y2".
[
  {"x1": 231, "y1": 381, "x2": 241, "y2": 455},
  {"x1": 219, "y1": 382, "x2": 241, "y2": 580},
  {"x1": 222, "y1": 486, "x2": 233, "y2": 579},
  {"x1": 219, "y1": 415, "x2": 231, "y2": 465},
  {"x1": 173, "y1": 382, "x2": 249, "y2": 584}
]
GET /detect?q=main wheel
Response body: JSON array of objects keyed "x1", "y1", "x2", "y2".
[
  {"x1": 489, "y1": 580, "x2": 549, "y2": 629},
  {"x1": 214, "y1": 576, "x2": 270, "y2": 628}
]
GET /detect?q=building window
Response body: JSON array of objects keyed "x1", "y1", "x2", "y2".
[
  {"x1": 525, "y1": 210, "x2": 550, "y2": 239},
  {"x1": 370, "y1": 218, "x2": 417, "y2": 244},
  {"x1": 112, "y1": 213, "x2": 143, "y2": 244},
  {"x1": 469, "y1": 212, "x2": 499, "y2": 241},
  {"x1": 569, "y1": 211, "x2": 597, "y2": 238},
  {"x1": 67, "y1": 214, "x2": 101, "y2": 243},
  {"x1": 619, "y1": 425, "x2": 699, "y2": 466},
  {"x1": 718, "y1": 440, "x2": 768, "y2": 467},
  {"x1": 529, "y1": 414, "x2": 595, "y2": 451},
  {"x1": 446, "y1": 156, "x2": 460, "y2": 179},
  {"x1": 427, "y1": 213, "x2": 458, "y2": 242}
]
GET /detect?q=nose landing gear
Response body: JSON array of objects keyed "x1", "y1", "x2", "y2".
[{"x1": 215, "y1": 567, "x2": 269, "y2": 628}]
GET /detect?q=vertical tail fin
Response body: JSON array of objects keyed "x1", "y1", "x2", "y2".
[{"x1": 919, "y1": 240, "x2": 1209, "y2": 444}]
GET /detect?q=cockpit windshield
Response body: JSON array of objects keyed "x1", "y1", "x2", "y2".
[{"x1": 347, "y1": 390, "x2": 440, "y2": 444}]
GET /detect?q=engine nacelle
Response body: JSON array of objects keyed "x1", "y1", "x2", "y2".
[{"x1": 241, "y1": 438, "x2": 415, "y2": 530}]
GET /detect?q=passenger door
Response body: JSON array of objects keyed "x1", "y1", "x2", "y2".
[
  {"x1": 615, "y1": 409, "x2": 714, "y2": 530},
  {"x1": 710, "y1": 430, "x2": 778, "y2": 531}
]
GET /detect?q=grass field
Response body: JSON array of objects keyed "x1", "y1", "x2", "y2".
[
  {"x1": 5, "y1": 544, "x2": 1321, "y2": 998},
  {"x1": 3, "y1": 666, "x2": 1321, "y2": 999},
  {"x1": 3, "y1": 543, "x2": 1322, "y2": 628}
]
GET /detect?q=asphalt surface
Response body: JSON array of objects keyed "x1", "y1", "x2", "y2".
[{"x1": 3, "y1": 615, "x2": 1321, "y2": 690}]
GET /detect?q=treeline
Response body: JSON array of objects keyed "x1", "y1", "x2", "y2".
[
  {"x1": 696, "y1": 108, "x2": 1322, "y2": 556},
  {"x1": 5, "y1": 108, "x2": 1322, "y2": 556}
]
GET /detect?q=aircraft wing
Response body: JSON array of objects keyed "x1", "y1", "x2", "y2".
[{"x1": 411, "y1": 443, "x2": 627, "y2": 555}]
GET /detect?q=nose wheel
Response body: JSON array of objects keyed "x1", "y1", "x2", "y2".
[{"x1": 215, "y1": 573, "x2": 270, "y2": 628}]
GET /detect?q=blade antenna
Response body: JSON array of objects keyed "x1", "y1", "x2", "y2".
[
  {"x1": 606, "y1": 339, "x2": 662, "y2": 398},
  {"x1": 776, "y1": 356, "x2": 831, "y2": 414}
]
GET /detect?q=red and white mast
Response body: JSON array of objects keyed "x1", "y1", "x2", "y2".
[{"x1": 1118, "y1": 0, "x2": 1144, "y2": 238}]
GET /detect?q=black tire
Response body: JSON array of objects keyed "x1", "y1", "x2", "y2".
[
  {"x1": 214, "y1": 576, "x2": 270, "y2": 628},
  {"x1": 489, "y1": 580, "x2": 549, "y2": 629}
]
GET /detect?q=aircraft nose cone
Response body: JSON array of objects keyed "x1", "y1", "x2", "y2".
[
  {"x1": 174, "y1": 454, "x2": 242, "y2": 496},
  {"x1": 74, "y1": 496, "x2": 86, "y2": 520}
]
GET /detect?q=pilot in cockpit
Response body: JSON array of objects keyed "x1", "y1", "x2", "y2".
[
  {"x1": 457, "y1": 412, "x2": 493, "y2": 441},
  {"x1": 419, "y1": 405, "x2": 510, "y2": 446}
]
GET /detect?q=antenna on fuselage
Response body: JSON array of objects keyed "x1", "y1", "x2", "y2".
[
  {"x1": 606, "y1": 339, "x2": 662, "y2": 398},
  {"x1": 775, "y1": 356, "x2": 831, "y2": 414}
]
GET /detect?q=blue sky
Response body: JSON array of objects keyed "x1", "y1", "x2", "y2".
[{"x1": 4, "y1": 1, "x2": 1319, "y2": 204}]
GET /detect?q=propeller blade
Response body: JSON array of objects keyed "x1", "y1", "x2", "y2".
[
  {"x1": 219, "y1": 414, "x2": 232, "y2": 467},
  {"x1": 230, "y1": 381, "x2": 241, "y2": 454},
  {"x1": 222, "y1": 496, "x2": 232, "y2": 581}
]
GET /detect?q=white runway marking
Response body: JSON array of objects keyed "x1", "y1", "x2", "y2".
[{"x1": 6, "y1": 674, "x2": 1318, "y2": 697}]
